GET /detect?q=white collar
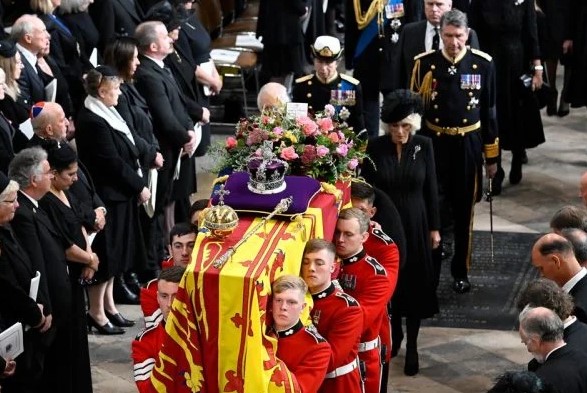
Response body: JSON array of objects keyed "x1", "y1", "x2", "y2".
[
  {"x1": 427, "y1": 21, "x2": 440, "y2": 33},
  {"x1": 16, "y1": 43, "x2": 38, "y2": 69},
  {"x1": 19, "y1": 190, "x2": 38, "y2": 208},
  {"x1": 563, "y1": 315, "x2": 577, "y2": 329},
  {"x1": 562, "y1": 267, "x2": 587, "y2": 293},
  {"x1": 144, "y1": 54, "x2": 166, "y2": 69},
  {"x1": 544, "y1": 342, "x2": 566, "y2": 362}
]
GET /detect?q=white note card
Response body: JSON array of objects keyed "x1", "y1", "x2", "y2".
[
  {"x1": 29, "y1": 271, "x2": 40, "y2": 301},
  {"x1": 286, "y1": 102, "x2": 309, "y2": 119},
  {"x1": 0, "y1": 323, "x2": 24, "y2": 359}
]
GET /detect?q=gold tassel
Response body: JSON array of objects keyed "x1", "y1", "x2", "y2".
[
  {"x1": 353, "y1": 0, "x2": 385, "y2": 30},
  {"x1": 212, "y1": 175, "x2": 229, "y2": 186},
  {"x1": 291, "y1": 215, "x2": 307, "y2": 242},
  {"x1": 410, "y1": 60, "x2": 434, "y2": 107},
  {"x1": 320, "y1": 182, "x2": 343, "y2": 204}
]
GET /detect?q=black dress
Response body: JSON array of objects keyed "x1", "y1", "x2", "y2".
[
  {"x1": 566, "y1": 0, "x2": 587, "y2": 107},
  {"x1": 362, "y1": 134, "x2": 440, "y2": 318},
  {"x1": 39, "y1": 191, "x2": 92, "y2": 393},
  {"x1": 468, "y1": 0, "x2": 545, "y2": 152}
]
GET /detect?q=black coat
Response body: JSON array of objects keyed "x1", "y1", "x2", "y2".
[
  {"x1": 383, "y1": 20, "x2": 480, "y2": 92},
  {"x1": 59, "y1": 10, "x2": 100, "y2": 62},
  {"x1": 362, "y1": 135, "x2": 440, "y2": 318},
  {"x1": 0, "y1": 225, "x2": 45, "y2": 327},
  {"x1": 570, "y1": 275, "x2": 587, "y2": 324},
  {"x1": 469, "y1": 0, "x2": 545, "y2": 151},
  {"x1": 11, "y1": 193, "x2": 72, "y2": 325},
  {"x1": 16, "y1": 53, "x2": 45, "y2": 110},
  {"x1": 75, "y1": 107, "x2": 147, "y2": 202},
  {"x1": 0, "y1": 112, "x2": 15, "y2": 173},
  {"x1": 534, "y1": 344, "x2": 587, "y2": 393},
  {"x1": 89, "y1": 0, "x2": 143, "y2": 54}
]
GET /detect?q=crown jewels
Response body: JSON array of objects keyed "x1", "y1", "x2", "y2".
[{"x1": 246, "y1": 141, "x2": 289, "y2": 194}]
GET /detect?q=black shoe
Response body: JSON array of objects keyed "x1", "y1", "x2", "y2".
[
  {"x1": 546, "y1": 89, "x2": 558, "y2": 116},
  {"x1": 105, "y1": 310, "x2": 135, "y2": 327},
  {"x1": 114, "y1": 275, "x2": 140, "y2": 305},
  {"x1": 558, "y1": 101, "x2": 570, "y2": 117},
  {"x1": 404, "y1": 348, "x2": 419, "y2": 376},
  {"x1": 452, "y1": 278, "x2": 471, "y2": 294},
  {"x1": 492, "y1": 167, "x2": 504, "y2": 196},
  {"x1": 125, "y1": 272, "x2": 141, "y2": 296},
  {"x1": 391, "y1": 341, "x2": 401, "y2": 358},
  {"x1": 520, "y1": 149, "x2": 528, "y2": 165},
  {"x1": 87, "y1": 314, "x2": 125, "y2": 335},
  {"x1": 509, "y1": 158, "x2": 523, "y2": 185}
]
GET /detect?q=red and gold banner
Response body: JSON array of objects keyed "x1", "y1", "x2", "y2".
[{"x1": 150, "y1": 190, "x2": 342, "y2": 392}]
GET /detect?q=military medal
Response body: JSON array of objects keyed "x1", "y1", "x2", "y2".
[
  {"x1": 472, "y1": 74, "x2": 481, "y2": 89},
  {"x1": 386, "y1": 0, "x2": 404, "y2": 44},
  {"x1": 448, "y1": 65, "x2": 457, "y2": 75},
  {"x1": 468, "y1": 97, "x2": 479, "y2": 108}
]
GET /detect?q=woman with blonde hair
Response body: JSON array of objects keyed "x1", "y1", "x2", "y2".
[{"x1": 0, "y1": 40, "x2": 27, "y2": 125}]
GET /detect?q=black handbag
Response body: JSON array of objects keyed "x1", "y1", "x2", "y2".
[{"x1": 519, "y1": 72, "x2": 555, "y2": 110}]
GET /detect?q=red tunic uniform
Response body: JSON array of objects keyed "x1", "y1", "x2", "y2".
[
  {"x1": 364, "y1": 226, "x2": 400, "y2": 363},
  {"x1": 140, "y1": 279, "x2": 162, "y2": 329},
  {"x1": 132, "y1": 322, "x2": 166, "y2": 393},
  {"x1": 311, "y1": 283, "x2": 363, "y2": 393},
  {"x1": 275, "y1": 320, "x2": 332, "y2": 393},
  {"x1": 339, "y1": 249, "x2": 392, "y2": 393}
]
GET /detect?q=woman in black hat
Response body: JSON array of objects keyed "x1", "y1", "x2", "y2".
[
  {"x1": 0, "y1": 39, "x2": 28, "y2": 127},
  {"x1": 361, "y1": 89, "x2": 440, "y2": 376},
  {"x1": 76, "y1": 66, "x2": 156, "y2": 333}
]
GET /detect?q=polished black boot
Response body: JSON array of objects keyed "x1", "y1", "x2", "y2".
[
  {"x1": 404, "y1": 318, "x2": 421, "y2": 376},
  {"x1": 124, "y1": 271, "x2": 142, "y2": 296},
  {"x1": 113, "y1": 274, "x2": 140, "y2": 305},
  {"x1": 492, "y1": 166, "x2": 505, "y2": 196},
  {"x1": 391, "y1": 314, "x2": 404, "y2": 358},
  {"x1": 509, "y1": 153, "x2": 523, "y2": 185}
]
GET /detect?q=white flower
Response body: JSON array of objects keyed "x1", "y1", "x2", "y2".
[
  {"x1": 514, "y1": 0, "x2": 524, "y2": 5},
  {"x1": 339, "y1": 106, "x2": 351, "y2": 121}
]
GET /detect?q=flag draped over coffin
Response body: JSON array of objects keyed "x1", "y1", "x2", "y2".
[{"x1": 150, "y1": 190, "x2": 344, "y2": 393}]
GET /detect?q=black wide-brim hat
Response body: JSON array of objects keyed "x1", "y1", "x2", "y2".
[{"x1": 381, "y1": 89, "x2": 424, "y2": 124}]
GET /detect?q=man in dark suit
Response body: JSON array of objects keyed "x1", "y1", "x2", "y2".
[
  {"x1": 531, "y1": 233, "x2": 587, "y2": 324},
  {"x1": 8, "y1": 147, "x2": 77, "y2": 393},
  {"x1": 519, "y1": 306, "x2": 587, "y2": 393},
  {"x1": 517, "y1": 278, "x2": 587, "y2": 371},
  {"x1": 383, "y1": 0, "x2": 480, "y2": 92},
  {"x1": 134, "y1": 21, "x2": 209, "y2": 235},
  {"x1": 89, "y1": 0, "x2": 144, "y2": 54},
  {"x1": 11, "y1": 15, "x2": 50, "y2": 113}
]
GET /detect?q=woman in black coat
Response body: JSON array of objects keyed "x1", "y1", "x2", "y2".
[
  {"x1": 76, "y1": 66, "x2": 157, "y2": 332},
  {"x1": 469, "y1": 0, "x2": 545, "y2": 189},
  {"x1": 58, "y1": 0, "x2": 100, "y2": 62},
  {"x1": 0, "y1": 173, "x2": 51, "y2": 393},
  {"x1": 103, "y1": 37, "x2": 164, "y2": 281},
  {"x1": 257, "y1": 0, "x2": 308, "y2": 83},
  {"x1": 361, "y1": 90, "x2": 440, "y2": 377}
]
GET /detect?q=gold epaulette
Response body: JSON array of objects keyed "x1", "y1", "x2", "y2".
[
  {"x1": 295, "y1": 74, "x2": 314, "y2": 84},
  {"x1": 410, "y1": 59, "x2": 434, "y2": 107},
  {"x1": 484, "y1": 138, "x2": 499, "y2": 159},
  {"x1": 413, "y1": 49, "x2": 435, "y2": 61},
  {"x1": 471, "y1": 48, "x2": 492, "y2": 62},
  {"x1": 340, "y1": 73, "x2": 360, "y2": 85}
]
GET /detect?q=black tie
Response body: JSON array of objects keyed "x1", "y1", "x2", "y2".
[{"x1": 432, "y1": 27, "x2": 440, "y2": 50}]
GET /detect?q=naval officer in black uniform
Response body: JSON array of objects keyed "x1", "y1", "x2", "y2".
[
  {"x1": 410, "y1": 9, "x2": 498, "y2": 294},
  {"x1": 292, "y1": 36, "x2": 366, "y2": 135}
]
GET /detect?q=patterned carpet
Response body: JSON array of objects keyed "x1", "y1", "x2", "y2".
[{"x1": 423, "y1": 231, "x2": 541, "y2": 331}]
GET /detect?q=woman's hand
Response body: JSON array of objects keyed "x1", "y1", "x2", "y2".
[
  {"x1": 153, "y1": 152, "x2": 164, "y2": 169},
  {"x1": 81, "y1": 266, "x2": 95, "y2": 281},
  {"x1": 531, "y1": 72, "x2": 543, "y2": 91},
  {"x1": 430, "y1": 230, "x2": 441, "y2": 249},
  {"x1": 2, "y1": 358, "x2": 16, "y2": 378},
  {"x1": 139, "y1": 187, "x2": 151, "y2": 204}
]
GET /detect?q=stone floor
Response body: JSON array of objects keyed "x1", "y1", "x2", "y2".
[{"x1": 89, "y1": 104, "x2": 587, "y2": 392}]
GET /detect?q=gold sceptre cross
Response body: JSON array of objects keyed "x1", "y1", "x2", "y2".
[{"x1": 212, "y1": 196, "x2": 293, "y2": 269}]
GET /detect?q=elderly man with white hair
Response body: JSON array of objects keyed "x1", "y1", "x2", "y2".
[
  {"x1": 292, "y1": 35, "x2": 365, "y2": 135},
  {"x1": 256, "y1": 82, "x2": 290, "y2": 111}
]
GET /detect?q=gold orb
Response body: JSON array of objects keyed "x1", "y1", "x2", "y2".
[{"x1": 202, "y1": 204, "x2": 239, "y2": 240}]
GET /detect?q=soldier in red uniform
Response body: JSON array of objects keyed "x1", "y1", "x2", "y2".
[
  {"x1": 351, "y1": 182, "x2": 400, "y2": 393},
  {"x1": 271, "y1": 275, "x2": 332, "y2": 393},
  {"x1": 300, "y1": 239, "x2": 363, "y2": 393},
  {"x1": 132, "y1": 266, "x2": 185, "y2": 393},
  {"x1": 140, "y1": 223, "x2": 196, "y2": 326},
  {"x1": 335, "y1": 208, "x2": 393, "y2": 393}
]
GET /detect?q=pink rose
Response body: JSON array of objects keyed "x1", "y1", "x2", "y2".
[
  {"x1": 316, "y1": 145, "x2": 329, "y2": 157},
  {"x1": 272, "y1": 126, "x2": 283, "y2": 136},
  {"x1": 225, "y1": 136, "x2": 237, "y2": 149},
  {"x1": 328, "y1": 132, "x2": 340, "y2": 143},
  {"x1": 347, "y1": 158, "x2": 359, "y2": 170},
  {"x1": 296, "y1": 116, "x2": 319, "y2": 136},
  {"x1": 261, "y1": 115, "x2": 271, "y2": 124},
  {"x1": 324, "y1": 104, "x2": 335, "y2": 117},
  {"x1": 280, "y1": 146, "x2": 299, "y2": 161},
  {"x1": 316, "y1": 117, "x2": 334, "y2": 133},
  {"x1": 336, "y1": 144, "x2": 349, "y2": 157}
]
